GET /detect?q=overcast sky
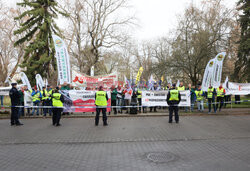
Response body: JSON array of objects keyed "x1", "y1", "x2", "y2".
[{"x1": 3, "y1": 0, "x2": 238, "y2": 41}]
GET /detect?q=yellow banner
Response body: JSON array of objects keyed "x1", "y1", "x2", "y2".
[{"x1": 135, "y1": 67, "x2": 143, "y2": 84}]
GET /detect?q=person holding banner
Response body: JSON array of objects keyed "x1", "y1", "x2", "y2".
[
  {"x1": 206, "y1": 85, "x2": 217, "y2": 114},
  {"x1": 51, "y1": 87, "x2": 64, "y2": 126},
  {"x1": 9, "y1": 83, "x2": 23, "y2": 126},
  {"x1": 166, "y1": 83, "x2": 181, "y2": 123},
  {"x1": 195, "y1": 85, "x2": 205, "y2": 112},
  {"x1": 31, "y1": 86, "x2": 42, "y2": 116},
  {"x1": 216, "y1": 84, "x2": 225, "y2": 112},
  {"x1": 95, "y1": 86, "x2": 108, "y2": 126}
]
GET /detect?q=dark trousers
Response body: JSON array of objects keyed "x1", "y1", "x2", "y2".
[
  {"x1": 11, "y1": 107, "x2": 20, "y2": 125},
  {"x1": 95, "y1": 108, "x2": 107, "y2": 125},
  {"x1": 169, "y1": 105, "x2": 179, "y2": 123},
  {"x1": 42, "y1": 100, "x2": 50, "y2": 116},
  {"x1": 216, "y1": 97, "x2": 224, "y2": 111},
  {"x1": 52, "y1": 108, "x2": 62, "y2": 125},
  {"x1": 208, "y1": 98, "x2": 216, "y2": 112},
  {"x1": 138, "y1": 98, "x2": 146, "y2": 112},
  {"x1": 111, "y1": 100, "x2": 117, "y2": 114},
  {"x1": 150, "y1": 106, "x2": 157, "y2": 112}
]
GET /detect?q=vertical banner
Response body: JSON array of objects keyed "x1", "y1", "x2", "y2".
[
  {"x1": 20, "y1": 72, "x2": 32, "y2": 90},
  {"x1": 52, "y1": 35, "x2": 71, "y2": 85},
  {"x1": 201, "y1": 58, "x2": 215, "y2": 91},
  {"x1": 135, "y1": 67, "x2": 143, "y2": 84},
  {"x1": 90, "y1": 66, "x2": 94, "y2": 76},
  {"x1": 35, "y1": 74, "x2": 44, "y2": 91},
  {"x1": 212, "y1": 52, "x2": 226, "y2": 88}
]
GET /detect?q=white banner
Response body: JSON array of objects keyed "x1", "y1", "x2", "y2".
[
  {"x1": 142, "y1": 90, "x2": 191, "y2": 107},
  {"x1": 35, "y1": 74, "x2": 44, "y2": 91},
  {"x1": 52, "y1": 35, "x2": 71, "y2": 85},
  {"x1": 224, "y1": 82, "x2": 250, "y2": 95},
  {"x1": 202, "y1": 58, "x2": 215, "y2": 91},
  {"x1": 20, "y1": 72, "x2": 32, "y2": 90},
  {"x1": 212, "y1": 52, "x2": 226, "y2": 88},
  {"x1": 24, "y1": 91, "x2": 33, "y2": 107},
  {"x1": 0, "y1": 85, "x2": 24, "y2": 96}
]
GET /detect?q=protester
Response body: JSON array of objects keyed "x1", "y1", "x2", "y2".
[
  {"x1": 185, "y1": 84, "x2": 196, "y2": 112},
  {"x1": 123, "y1": 84, "x2": 132, "y2": 114},
  {"x1": 9, "y1": 83, "x2": 23, "y2": 126},
  {"x1": 60, "y1": 82, "x2": 70, "y2": 115},
  {"x1": 224, "y1": 94, "x2": 231, "y2": 108},
  {"x1": 116, "y1": 85, "x2": 123, "y2": 113},
  {"x1": 111, "y1": 85, "x2": 117, "y2": 115},
  {"x1": 177, "y1": 82, "x2": 185, "y2": 91},
  {"x1": 51, "y1": 87, "x2": 64, "y2": 126},
  {"x1": 31, "y1": 86, "x2": 42, "y2": 116},
  {"x1": 18, "y1": 86, "x2": 25, "y2": 117},
  {"x1": 195, "y1": 85, "x2": 205, "y2": 112},
  {"x1": 207, "y1": 85, "x2": 217, "y2": 114},
  {"x1": 41, "y1": 86, "x2": 50, "y2": 117},
  {"x1": 137, "y1": 84, "x2": 145, "y2": 113},
  {"x1": 216, "y1": 84, "x2": 225, "y2": 112},
  {"x1": 150, "y1": 83, "x2": 159, "y2": 112},
  {"x1": 60, "y1": 82, "x2": 70, "y2": 90},
  {"x1": 166, "y1": 83, "x2": 181, "y2": 123},
  {"x1": 47, "y1": 85, "x2": 53, "y2": 116},
  {"x1": 95, "y1": 86, "x2": 108, "y2": 126}
]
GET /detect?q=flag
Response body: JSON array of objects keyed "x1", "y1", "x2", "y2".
[
  {"x1": 212, "y1": 52, "x2": 226, "y2": 88},
  {"x1": 176, "y1": 80, "x2": 180, "y2": 87},
  {"x1": 52, "y1": 35, "x2": 71, "y2": 85},
  {"x1": 20, "y1": 72, "x2": 32, "y2": 90},
  {"x1": 135, "y1": 67, "x2": 143, "y2": 84},
  {"x1": 35, "y1": 74, "x2": 45, "y2": 91}
]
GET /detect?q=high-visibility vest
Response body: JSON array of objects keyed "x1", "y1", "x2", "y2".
[
  {"x1": 52, "y1": 93, "x2": 63, "y2": 107},
  {"x1": 177, "y1": 86, "x2": 185, "y2": 91},
  {"x1": 207, "y1": 88, "x2": 214, "y2": 98},
  {"x1": 32, "y1": 91, "x2": 41, "y2": 102},
  {"x1": 41, "y1": 90, "x2": 49, "y2": 100},
  {"x1": 169, "y1": 90, "x2": 179, "y2": 101},
  {"x1": 95, "y1": 91, "x2": 107, "y2": 106},
  {"x1": 195, "y1": 90, "x2": 203, "y2": 101},
  {"x1": 217, "y1": 88, "x2": 224, "y2": 97},
  {"x1": 137, "y1": 90, "x2": 142, "y2": 99}
]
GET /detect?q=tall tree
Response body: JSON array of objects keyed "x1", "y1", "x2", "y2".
[
  {"x1": 14, "y1": 0, "x2": 67, "y2": 84},
  {"x1": 234, "y1": 0, "x2": 250, "y2": 82}
]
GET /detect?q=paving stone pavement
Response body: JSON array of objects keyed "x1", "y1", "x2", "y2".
[{"x1": 0, "y1": 115, "x2": 250, "y2": 171}]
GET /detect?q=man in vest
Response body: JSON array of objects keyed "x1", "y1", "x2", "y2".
[
  {"x1": 166, "y1": 83, "x2": 181, "y2": 123},
  {"x1": 206, "y1": 85, "x2": 217, "y2": 114},
  {"x1": 9, "y1": 83, "x2": 23, "y2": 126},
  {"x1": 47, "y1": 85, "x2": 53, "y2": 116},
  {"x1": 51, "y1": 87, "x2": 64, "y2": 126},
  {"x1": 31, "y1": 86, "x2": 42, "y2": 116},
  {"x1": 177, "y1": 82, "x2": 185, "y2": 91},
  {"x1": 41, "y1": 86, "x2": 50, "y2": 117},
  {"x1": 216, "y1": 84, "x2": 225, "y2": 112},
  {"x1": 95, "y1": 86, "x2": 108, "y2": 126},
  {"x1": 195, "y1": 85, "x2": 205, "y2": 112},
  {"x1": 137, "y1": 85, "x2": 144, "y2": 113}
]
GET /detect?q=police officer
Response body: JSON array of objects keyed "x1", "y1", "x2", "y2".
[
  {"x1": 95, "y1": 86, "x2": 108, "y2": 126},
  {"x1": 51, "y1": 87, "x2": 64, "y2": 126},
  {"x1": 9, "y1": 83, "x2": 23, "y2": 126},
  {"x1": 166, "y1": 83, "x2": 181, "y2": 123}
]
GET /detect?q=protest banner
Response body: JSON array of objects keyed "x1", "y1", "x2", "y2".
[
  {"x1": 52, "y1": 35, "x2": 71, "y2": 85},
  {"x1": 20, "y1": 72, "x2": 32, "y2": 90},
  {"x1": 0, "y1": 85, "x2": 24, "y2": 96},
  {"x1": 224, "y1": 82, "x2": 250, "y2": 95},
  {"x1": 24, "y1": 91, "x2": 33, "y2": 107},
  {"x1": 202, "y1": 58, "x2": 215, "y2": 91},
  {"x1": 212, "y1": 52, "x2": 226, "y2": 88},
  {"x1": 142, "y1": 90, "x2": 191, "y2": 107},
  {"x1": 72, "y1": 71, "x2": 118, "y2": 90}
]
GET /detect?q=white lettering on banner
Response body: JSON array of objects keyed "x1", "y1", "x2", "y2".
[
  {"x1": 24, "y1": 91, "x2": 33, "y2": 107},
  {"x1": 142, "y1": 90, "x2": 191, "y2": 107},
  {"x1": 225, "y1": 82, "x2": 250, "y2": 95}
]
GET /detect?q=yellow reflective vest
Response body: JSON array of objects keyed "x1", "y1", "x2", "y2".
[
  {"x1": 195, "y1": 90, "x2": 203, "y2": 101},
  {"x1": 41, "y1": 90, "x2": 49, "y2": 100},
  {"x1": 52, "y1": 93, "x2": 63, "y2": 107},
  {"x1": 95, "y1": 91, "x2": 107, "y2": 106},
  {"x1": 137, "y1": 90, "x2": 142, "y2": 99},
  {"x1": 177, "y1": 86, "x2": 185, "y2": 91},
  {"x1": 207, "y1": 88, "x2": 214, "y2": 98},
  {"x1": 217, "y1": 88, "x2": 225, "y2": 97},
  {"x1": 32, "y1": 91, "x2": 41, "y2": 102},
  {"x1": 169, "y1": 90, "x2": 179, "y2": 101}
]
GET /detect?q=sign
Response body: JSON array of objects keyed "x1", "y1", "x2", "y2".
[
  {"x1": 72, "y1": 71, "x2": 118, "y2": 90},
  {"x1": 24, "y1": 91, "x2": 33, "y2": 107},
  {"x1": 52, "y1": 35, "x2": 71, "y2": 85},
  {"x1": 142, "y1": 90, "x2": 191, "y2": 107},
  {"x1": 224, "y1": 82, "x2": 250, "y2": 95}
]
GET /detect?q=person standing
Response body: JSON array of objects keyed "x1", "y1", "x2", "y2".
[
  {"x1": 9, "y1": 83, "x2": 23, "y2": 126},
  {"x1": 216, "y1": 84, "x2": 225, "y2": 112},
  {"x1": 116, "y1": 85, "x2": 123, "y2": 113},
  {"x1": 111, "y1": 85, "x2": 117, "y2": 115},
  {"x1": 51, "y1": 87, "x2": 64, "y2": 126},
  {"x1": 185, "y1": 84, "x2": 196, "y2": 112},
  {"x1": 177, "y1": 82, "x2": 185, "y2": 91},
  {"x1": 137, "y1": 85, "x2": 145, "y2": 113},
  {"x1": 150, "y1": 83, "x2": 159, "y2": 112},
  {"x1": 207, "y1": 85, "x2": 217, "y2": 114},
  {"x1": 47, "y1": 85, "x2": 53, "y2": 116},
  {"x1": 0, "y1": 95, "x2": 4, "y2": 109},
  {"x1": 166, "y1": 83, "x2": 181, "y2": 123},
  {"x1": 195, "y1": 85, "x2": 205, "y2": 112},
  {"x1": 95, "y1": 86, "x2": 108, "y2": 126},
  {"x1": 41, "y1": 86, "x2": 50, "y2": 117},
  {"x1": 18, "y1": 86, "x2": 25, "y2": 118},
  {"x1": 123, "y1": 84, "x2": 132, "y2": 114},
  {"x1": 31, "y1": 86, "x2": 42, "y2": 116}
]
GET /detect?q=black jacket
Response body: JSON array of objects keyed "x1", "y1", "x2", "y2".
[{"x1": 9, "y1": 87, "x2": 20, "y2": 106}]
